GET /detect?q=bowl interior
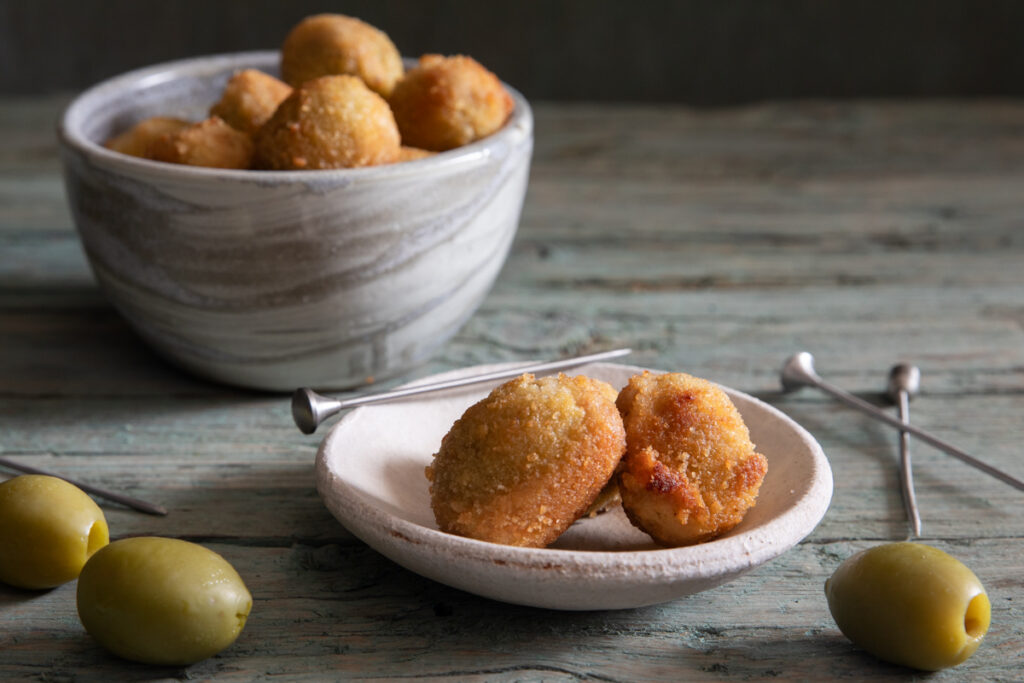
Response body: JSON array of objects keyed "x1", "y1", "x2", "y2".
[
  {"x1": 61, "y1": 50, "x2": 532, "y2": 180},
  {"x1": 70, "y1": 52, "x2": 276, "y2": 150}
]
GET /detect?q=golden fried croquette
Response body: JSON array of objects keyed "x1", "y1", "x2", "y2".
[
  {"x1": 280, "y1": 13, "x2": 404, "y2": 97},
  {"x1": 147, "y1": 116, "x2": 254, "y2": 169},
  {"x1": 426, "y1": 373, "x2": 626, "y2": 548},
  {"x1": 210, "y1": 69, "x2": 293, "y2": 135},
  {"x1": 616, "y1": 372, "x2": 767, "y2": 547},
  {"x1": 254, "y1": 75, "x2": 401, "y2": 170},
  {"x1": 395, "y1": 145, "x2": 435, "y2": 162},
  {"x1": 389, "y1": 54, "x2": 514, "y2": 151},
  {"x1": 104, "y1": 117, "x2": 190, "y2": 158}
]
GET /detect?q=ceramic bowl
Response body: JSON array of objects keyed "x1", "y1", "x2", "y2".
[
  {"x1": 316, "y1": 362, "x2": 834, "y2": 610},
  {"x1": 58, "y1": 51, "x2": 532, "y2": 391}
]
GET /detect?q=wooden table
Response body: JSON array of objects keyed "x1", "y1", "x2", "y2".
[{"x1": 1, "y1": 96, "x2": 1022, "y2": 681}]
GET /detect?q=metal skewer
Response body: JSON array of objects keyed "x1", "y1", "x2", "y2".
[
  {"x1": 781, "y1": 351, "x2": 1024, "y2": 493},
  {"x1": 887, "y1": 364, "x2": 923, "y2": 538},
  {"x1": 0, "y1": 457, "x2": 168, "y2": 516},
  {"x1": 293, "y1": 347, "x2": 633, "y2": 435}
]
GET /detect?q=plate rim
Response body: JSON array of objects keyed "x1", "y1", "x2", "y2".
[{"x1": 316, "y1": 361, "x2": 833, "y2": 585}]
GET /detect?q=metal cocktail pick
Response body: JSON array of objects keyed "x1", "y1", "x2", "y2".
[
  {"x1": 0, "y1": 457, "x2": 168, "y2": 516},
  {"x1": 886, "y1": 364, "x2": 923, "y2": 537},
  {"x1": 292, "y1": 347, "x2": 632, "y2": 435},
  {"x1": 781, "y1": 351, "x2": 1024, "y2": 493}
]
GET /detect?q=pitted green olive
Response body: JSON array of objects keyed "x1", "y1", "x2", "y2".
[
  {"x1": 825, "y1": 542, "x2": 990, "y2": 671},
  {"x1": 0, "y1": 475, "x2": 109, "y2": 589},
  {"x1": 76, "y1": 537, "x2": 252, "y2": 665}
]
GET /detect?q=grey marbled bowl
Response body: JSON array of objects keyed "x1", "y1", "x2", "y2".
[{"x1": 59, "y1": 51, "x2": 532, "y2": 391}]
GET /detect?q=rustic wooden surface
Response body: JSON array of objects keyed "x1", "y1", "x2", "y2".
[{"x1": 1, "y1": 95, "x2": 1023, "y2": 681}]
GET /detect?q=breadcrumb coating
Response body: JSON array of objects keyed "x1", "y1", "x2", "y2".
[
  {"x1": 281, "y1": 13, "x2": 404, "y2": 97},
  {"x1": 426, "y1": 373, "x2": 626, "y2": 547},
  {"x1": 616, "y1": 372, "x2": 767, "y2": 547},
  {"x1": 147, "y1": 116, "x2": 254, "y2": 169},
  {"x1": 104, "y1": 117, "x2": 190, "y2": 158},
  {"x1": 389, "y1": 54, "x2": 514, "y2": 151},
  {"x1": 254, "y1": 75, "x2": 400, "y2": 170},
  {"x1": 395, "y1": 145, "x2": 434, "y2": 162},
  {"x1": 210, "y1": 69, "x2": 293, "y2": 136}
]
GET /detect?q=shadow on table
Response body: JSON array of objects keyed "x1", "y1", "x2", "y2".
[
  {"x1": 661, "y1": 631, "x2": 916, "y2": 678},
  {"x1": 0, "y1": 580, "x2": 61, "y2": 606},
  {"x1": 754, "y1": 388, "x2": 912, "y2": 536},
  {"x1": 0, "y1": 283, "x2": 249, "y2": 398},
  {"x1": 255, "y1": 555, "x2": 921, "y2": 678},
  {"x1": 0, "y1": 620, "x2": 209, "y2": 680}
]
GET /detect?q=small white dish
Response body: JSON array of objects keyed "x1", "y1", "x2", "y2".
[{"x1": 316, "y1": 362, "x2": 833, "y2": 610}]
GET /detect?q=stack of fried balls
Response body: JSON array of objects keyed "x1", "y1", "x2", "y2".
[{"x1": 105, "y1": 14, "x2": 515, "y2": 170}]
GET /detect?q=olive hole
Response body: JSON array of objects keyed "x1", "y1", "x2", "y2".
[{"x1": 964, "y1": 593, "x2": 991, "y2": 639}]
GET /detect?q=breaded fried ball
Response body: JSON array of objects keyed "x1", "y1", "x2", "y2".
[
  {"x1": 426, "y1": 373, "x2": 626, "y2": 548},
  {"x1": 254, "y1": 75, "x2": 400, "y2": 170},
  {"x1": 616, "y1": 372, "x2": 768, "y2": 547},
  {"x1": 147, "y1": 116, "x2": 254, "y2": 169},
  {"x1": 280, "y1": 13, "x2": 403, "y2": 97},
  {"x1": 210, "y1": 69, "x2": 293, "y2": 135},
  {"x1": 395, "y1": 145, "x2": 434, "y2": 162},
  {"x1": 104, "y1": 117, "x2": 190, "y2": 158},
  {"x1": 389, "y1": 54, "x2": 514, "y2": 151}
]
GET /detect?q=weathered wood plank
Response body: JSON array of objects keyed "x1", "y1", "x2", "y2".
[
  {"x1": 3, "y1": 293, "x2": 1024, "y2": 396},
  {"x1": 1, "y1": 539, "x2": 1020, "y2": 681},
  {"x1": 1, "y1": 96, "x2": 1022, "y2": 680}
]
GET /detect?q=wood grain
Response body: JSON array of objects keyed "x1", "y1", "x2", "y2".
[{"x1": 1, "y1": 95, "x2": 1023, "y2": 681}]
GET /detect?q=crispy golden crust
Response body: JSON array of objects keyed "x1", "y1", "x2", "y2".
[
  {"x1": 254, "y1": 75, "x2": 400, "y2": 170},
  {"x1": 389, "y1": 54, "x2": 514, "y2": 151},
  {"x1": 280, "y1": 13, "x2": 403, "y2": 97},
  {"x1": 147, "y1": 116, "x2": 254, "y2": 169},
  {"x1": 426, "y1": 373, "x2": 626, "y2": 547},
  {"x1": 395, "y1": 145, "x2": 434, "y2": 162},
  {"x1": 210, "y1": 69, "x2": 293, "y2": 136},
  {"x1": 104, "y1": 117, "x2": 190, "y2": 158},
  {"x1": 616, "y1": 372, "x2": 767, "y2": 547}
]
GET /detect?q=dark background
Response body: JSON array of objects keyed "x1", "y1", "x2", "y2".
[{"x1": 2, "y1": 0, "x2": 1022, "y2": 104}]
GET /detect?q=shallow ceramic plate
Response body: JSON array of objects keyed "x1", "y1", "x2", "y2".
[{"x1": 316, "y1": 362, "x2": 832, "y2": 610}]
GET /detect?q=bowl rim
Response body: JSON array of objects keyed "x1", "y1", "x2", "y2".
[
  {"x1": 315, "y1": 360, "x2": 835, "y2": 609},
  {"x1": 58, "y1": 49, "x2": 533, "y2": 182}
]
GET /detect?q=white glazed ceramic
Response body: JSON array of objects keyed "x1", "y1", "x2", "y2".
[
  {"x1": 316, "y1": 362, "x2": 833, "y2": 610},
  {"x1": 58, "y1": 51, "x2": 532, "y2": 391}
]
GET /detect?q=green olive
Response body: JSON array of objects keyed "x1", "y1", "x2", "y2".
[
  {"x1": 0, "y1": 474, "x2": 109, "y2": 589},
  {"x1": 825, "y1": 542, "x2": 990, "y2": 670},
  {"x1": 76, "y1": 537, "x2": 252, "y2": 665}
]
